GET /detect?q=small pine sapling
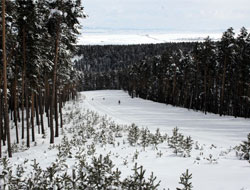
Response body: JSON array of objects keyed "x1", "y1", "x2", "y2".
[
  {"x1": 155, "y1": 128, "x2": 165, "y2": 143},
  {"x1": 140, "y1": 128, "x2": 150, "y2": 149},
  {"x1": 151, "y1": 128, "x2": 165, "y2": 150},
  {"x1": 168, "y1": 127, "x2": 184, "y2": 155},
  {"x1": 122, "y1": 163, "x2": 160, "y2": 189},
  {"x1": 206, "y1": 154, "x2": 218, "y2": 164},
  {"x1": 128, "y1": 123, "x2": 141, "y2": 146},
  {"x1": 177, "y1": 169, "x2": 193, "y2": 190},
  {"x1": 86, "y1": 154, "x2": 116, "y2": 189},
  {"x1": 240, "y1": 133, "x2": 250, "y2": 162},
  {"x1": 181, "y1": 136, "x2": 193, "y2": 157}
]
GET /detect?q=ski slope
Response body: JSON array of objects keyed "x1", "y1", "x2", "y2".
[
  {"x1": 2, "y1": 90, "x2": 250, "y2": 190},
  {"x1": 81, "y1": 90, "x2": 250, "y2": 190},
  {"x1": 82, "y1": 90, "x2": 250, "y2": 147}
]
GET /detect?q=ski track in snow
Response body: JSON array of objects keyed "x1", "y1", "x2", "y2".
[
  {"x1": 81, "y1": 90, "x2": 250, "y2": 190},
  {"x1": 82, "y1": 90, "x2": 250, "y2": 147}
]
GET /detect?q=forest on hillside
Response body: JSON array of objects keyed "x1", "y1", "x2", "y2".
[
  {"x1": 75, "y1": 27, "x2": 250, "y2": 118},
  {"x1": 0, "y1": 0, "x2": 84, "y2": 157}
]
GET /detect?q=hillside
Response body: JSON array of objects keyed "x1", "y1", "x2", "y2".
[{"x1": 2, "y1": 90, "x2": 249, "y2": 190}]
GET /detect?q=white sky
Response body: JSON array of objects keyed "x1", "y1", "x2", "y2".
[{"x1": 80, "y1": 0, "x2": 250, "y2": 33}]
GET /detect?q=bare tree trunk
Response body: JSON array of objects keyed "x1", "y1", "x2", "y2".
[
  {"x1": 59, "y1": 93, "x2": 63, "y2": 129},
  {"x1": 31, "y1": 91, "x2": 35, "y2": 142},
  {"x1": 0, "y1": 73, "x2": 2, "y2": 158},
  {"x1": 13, "y1": 74, "x2": 19, "y2": 144},
  {"x1": 38, "y1": 89, "x2": 44, "y2": 134},
  {"x1": 26, "y1": 85, "x2": 30, "y2": 148},
  {"x1": 35, "y1": 93, "x2": 40, "y2": 134},
  {"x1": 17, "y1": 104, "x2": 20, "y2": 122},
  {"x1": 172, "y1": 65, "x2": 177, "y2": 104},
  {"x1": 220, "y1": 56, "x2": 227, "y2": 116},
  {"x1": 21, "y1": 27, "x2": 26, "y2": 140},
  {"x1": 189, "y1": 89, "x2": 193, "y2": 109},
  {"x1": 55, "y1": 85, "x2": 59, "y2": 137},
  {"x1": 204, "y1": 66, "x2": 207, "y2": 114},
  {"x1": 2, "y1": 0, "x2": 12, "y2": 157},
  {"x1": 0, "y1": 92, "x2": 5, "y2": 146},
  {"x1": 50, "y1": 23, "x2": 60, "y2": 144},
  {"x1": 45, "y1": 75, "x2": 49, "y2": 117}
]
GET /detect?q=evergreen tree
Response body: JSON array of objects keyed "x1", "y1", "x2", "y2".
[
  {"x1": 1, "y1": 0, "x2": 12, "y2": 157},
  {"x1": 128, "y1": 124, "x2": 140, "y2": 146},
  {"x1": 218, "y1": 27, "x2": 236, "y2": 116},
  {"x1": 168, "y1": 127, "x2": 184, "y2": 155},
  {"x1": 0, "y1": 0, "x2": 85, "y2": 157},
  {"x1": 177, "y1": 169, "x2": 193, "y2": 190},
  {"x1": 240, "y1": 133, "x2": 250, "y2": 161},
  {"x1": 47, "y1": 0, "x2": 84, "y2": 143}
]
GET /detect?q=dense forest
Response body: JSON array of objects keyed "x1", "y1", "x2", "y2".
[
  {"x1": 75, "y1": 27, "x2": 250, "y2": 118},
  {"x1": 0, "y1": 0, "x2": 84, "y2": 157}
]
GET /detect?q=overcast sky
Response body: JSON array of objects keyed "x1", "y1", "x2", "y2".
[{"x1": 80, "y1": 0, "x2": 250, "y2": 34}]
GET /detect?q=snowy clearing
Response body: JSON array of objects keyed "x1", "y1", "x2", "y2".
[
  {"x1": 82, "y1": 90, "x2": 250, "y2": 189},
  {"x1": 83, "y1": 90, "x2": 250, "y2": 147},
  {"x1": 77, "y1": 33, "x2": 221, "y2": 45},
  {"x1": 1, "y1": 90, "x2": 250, "y2": 190}
]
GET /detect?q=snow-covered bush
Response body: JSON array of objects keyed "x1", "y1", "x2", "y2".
[
  {"x1": 237, "y1": 133, "x2": 250, "y2": 162},
  {"x1": 122, "y1": 163, "x2": 161, "y2": 189},
  {"x1": 128, "y1": 123, "x2": 141, "y2": 146},
  {"x1": 168, "y1": 127, "x2": 193, "y2": 157}
]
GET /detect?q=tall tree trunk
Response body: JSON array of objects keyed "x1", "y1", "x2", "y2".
[
  {"x1": 0, "y1": 92, "x2": 5, "y2": 146},
  {"x1": 17, "y1": 103, "x2": 20, "y2": 122},
  {"x1": 21, "y1": 27, "x2": 26, "y2": 140},
  {"x1": 45, "y1": 75, "x2": 49, "y2": 117},
  {"x1": 50, "y1": 23, "x2": 60, "y2": 144},
  {"x1": 35, "y1": 93, "x2": 40, "y2": 132},
  {"x1": 31, "y1": 91, "x2": 35, "y2": 142},
  {"x1": 55, "y1": 85, "x2": 59, "y2": 138},
  {"x1": 220, "y1": 56, "x2": 227, "y2": 116},
  {"x1": 26, "y1": 85, "x2": 30, "y2": 148},
  {"x1": 13, "y1": 73, "x2": 19, "y2": 144},
  {"x1": 204, "y1": 66, "x2": 207, "y2": 114},
  {"x1": 38, "y1": 89, "x2": 44, "y2": 134},
  {"x1": 2, "y1": 0, "x2": 12, "y2": 157},
  {"x1": 172, "y1": 66, "x2": 177, "y2": 104},
  {"x1": 60, "y1": 92, "x2": 63, "y2": 129},
  {"x1": 0, "y1": 73, "x2": 2, "y2": 158}
]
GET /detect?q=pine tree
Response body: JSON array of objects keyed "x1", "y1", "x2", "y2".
[
  {"x1": 168, "y1": 127, "x2": 184, "y2": 155},
  {"x1": 0, "y1": 0, "x2": 85, "y2": 157},
  {"x1": 128, "y1": 123, "x2": 140, "y2": 146},
  {"x1": 1, "y1": 0, "x2": 12, "y2": 158},
  {"x1": 240, "y1": 133, "x2": 250, "y2": 161},
  {"x1": 235, "y1": 27, "x2": 250, "y2": 117},
  {"x1": 177, "y1": 169, "x2": 193, "y2": 190},
  {"x1": 140, "y1": 128, "x2": 150, "y2": 149},
  {"x1": 218, "y1": 27, "x2": 235, "y2": 116},
  {"x1": 47, "y1": 0, "x2": 84, "y2": 143},
  {"x1": 182, "y1": 136, "x2": 193, "y2": 157},
  {"x1": 195, "y1": 37, "x2": 217, "y2": 114}
]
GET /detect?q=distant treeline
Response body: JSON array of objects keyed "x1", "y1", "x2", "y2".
[{"x1": 75, "y1": 27, "x2": 250, "y2": 118}]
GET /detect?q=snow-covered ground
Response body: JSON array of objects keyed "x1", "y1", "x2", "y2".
[
  {"x1": 83, "y1": 90, "x2": 250, "y2": 189},
  {"x1": 83, "y1": 90, "x2": 250, "y2": 147},
  {"x1": 77, "y1": 32, "x2": 221, "y2": 45},
  {"x1": 2, "y1": 90, "x2": 250, "y2": 190}
]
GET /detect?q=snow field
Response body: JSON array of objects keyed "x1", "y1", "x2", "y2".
[
  {"x1": 77, "y1": 33, "x2": 222, "y2": 45},
  {"x1": 83, "y1": 90, "x2": 250, "y2": 147},
  {"x1": 1, "y1": 90, "x2": 250, "y2": 190}
]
